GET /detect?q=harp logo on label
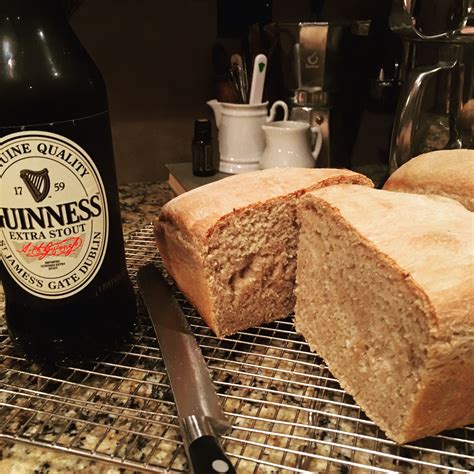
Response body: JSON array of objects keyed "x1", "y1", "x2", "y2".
[
  {"x1": 20, "y1": 168, "x2": 51, "y2": 202},
  {"x1": 0, "y1": 130, "x2": 109, "y2": 299}
]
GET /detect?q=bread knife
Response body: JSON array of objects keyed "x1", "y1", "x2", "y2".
[{"x1": 137, "y1": 264, "x2": 235, "y2": 474}]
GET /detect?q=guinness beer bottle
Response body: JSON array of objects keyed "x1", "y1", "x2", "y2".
[{"x1": 0, "y1": 0, "x2": 137, "y2": 362}]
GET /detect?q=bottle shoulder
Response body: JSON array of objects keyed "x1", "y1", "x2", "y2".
[{"x1": 0, "y1": 18, "x2": 108, "y2": 125}]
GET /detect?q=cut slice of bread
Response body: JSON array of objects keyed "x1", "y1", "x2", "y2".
[
  {"x1": 155, "y1": 168, "x2": 373, "y2": 337},
  {"x1": 295, "y1": 184, "x2": 474, "y2": 443}
]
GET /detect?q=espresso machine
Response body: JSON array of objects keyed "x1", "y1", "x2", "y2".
[
  {"x1": 280, "y1": 15, "x2": 402, "y2": 178},
  {"x1": 289, "y1": 22, "x2": 343, "y2": 169},
  {"x1": 283, "y1": 21, "x2": 363, "y2": 169},
  {"x1": 389, "y1": 0, "x2": 474, "y2": 172}
]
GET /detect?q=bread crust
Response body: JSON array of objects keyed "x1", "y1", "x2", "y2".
[
  {"x1": 155, "y1": 168, "x2": 373, "y2": 336},
  {"x1": 383, "y1": 149, "x2": 474, "y2": 211},
  {"x1": 154, "y1": 219, "x2": 217, "y2": 329},
  {"x1": 297, "y1": 185, "x2": 474, "y2": 442},
  {"x1": 403, "y1": 341, "x2": 474, "y2": 442},
  {"x1": 159, "y1": 168, "x2": 373, "y2": 244}
]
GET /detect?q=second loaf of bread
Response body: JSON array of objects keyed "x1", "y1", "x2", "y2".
[
  {"x1": 383, "y1": 149, "x2": 474, "y2": 211},
  {"x1": 155, "y1": 168, "x2": 373, "y2": 337}
]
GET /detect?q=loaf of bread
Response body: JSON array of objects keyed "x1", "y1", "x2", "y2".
[
  {"x1": 383, "y1": 149, "x2": 474, "y2": 211},
  {"x1": 155, "y1": 168, "x2": 373, "y2": 337},
  {"x1": 295, "y1": 184, "x2": 474, "y2": 443}
]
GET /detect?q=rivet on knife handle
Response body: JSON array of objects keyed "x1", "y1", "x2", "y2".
[{"x1": 189, "y1": 436, "x2": 236, "y2": 474}]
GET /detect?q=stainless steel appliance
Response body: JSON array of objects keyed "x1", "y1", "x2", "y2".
[
  {"x1": 389, "y1": 0, "x2": 474, "y2": 172},
  {"x1": 284, "y1": 21, "x2": 358, "y2": 169},
  {"x1": 290, "y1": 22, "x2": 336, "y2": 168},
  {"x1": 280, "y1": 19, "x2": 401, "y2": 177}
]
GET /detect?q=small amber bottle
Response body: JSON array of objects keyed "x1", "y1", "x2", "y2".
[{"x1": 192, "y1": 119, "x2": 215, "y2": 177}]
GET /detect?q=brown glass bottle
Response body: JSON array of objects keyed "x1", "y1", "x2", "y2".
[
  {"x1": 0, "y1": 0, "x2": 136, "y2": 363},
  {"x1": 192, "y1": 119, "x2": 215, "y2": 177}
]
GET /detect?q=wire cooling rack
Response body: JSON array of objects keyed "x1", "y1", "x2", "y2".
[{"x1": 1, "y1": 225, "x2": 473, "y2": 473}]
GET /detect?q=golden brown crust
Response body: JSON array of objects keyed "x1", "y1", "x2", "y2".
[
  {"x1": 154, "y1": 219, "x2": 217, "y2": 330},
  {"x1": 401, "y1": 343, "x2": 474, "y2": 443},
  {"x1": 383, "y1": 149, "x2": 474, "y2": 211},
  {"x1": 159, "y1": 168, "x2": 373, "y2": 245}
]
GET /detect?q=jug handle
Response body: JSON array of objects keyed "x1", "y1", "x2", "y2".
[
  {"x1": 267, "y1": 101, "x2": 289, "y2": 123},
  {"x1": 389, "y1": 45, "x2": 457, "y2": 174},
  {"x1": 310, "y1": 125, "x2": 323, "y2": 162}
]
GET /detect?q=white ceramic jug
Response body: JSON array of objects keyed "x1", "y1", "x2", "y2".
[
  {"x1": 207, "y1": 99, "x2": 289, "y2": 174},
  {"x1": 260, "y1": 120, "x2": 323, "y2": 170}
]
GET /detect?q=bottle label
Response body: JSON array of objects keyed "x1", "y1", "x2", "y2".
[{"x1": 0, "y1": 130, "x2": 109, "y2": 299}]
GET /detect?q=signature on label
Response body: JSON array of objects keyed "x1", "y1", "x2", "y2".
[{"x1": 19, "y1": 237, "x2": 83, "y2": 260}]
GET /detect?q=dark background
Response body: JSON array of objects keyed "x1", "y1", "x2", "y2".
[{"x1": 69, "y1": 0, "x2": 394, "y2": 182}]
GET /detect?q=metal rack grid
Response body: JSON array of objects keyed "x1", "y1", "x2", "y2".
[{"x1": 1, "y1": 225, "x2": 473, "y2": 473}]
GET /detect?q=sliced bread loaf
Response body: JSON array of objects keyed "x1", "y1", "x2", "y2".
[
  {"x1": 295, "y1": 184, "x2": 474, "y2": 443},
  {"x1": 155, "y1": 168, "x2": 373, "y2": 337}
]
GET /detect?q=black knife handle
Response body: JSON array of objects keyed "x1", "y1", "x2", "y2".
[{"x1": 188, "y1": 436, "x2": 236, "y2": 474}]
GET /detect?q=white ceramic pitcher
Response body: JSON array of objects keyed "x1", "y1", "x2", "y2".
[
  {"x1": 260, "y1": 120, "x2": 323, "y2": 170},
  {"x1": 207, "y1": 99, "x2": 289, "y2": 174}
]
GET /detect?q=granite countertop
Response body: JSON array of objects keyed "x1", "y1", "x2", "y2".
[
  {"x1": 117, "y1": 182, "x2": 174, "y2": 238},
  {"x1": 0, "y1": 181, "x2": 174, "y2": 473}
]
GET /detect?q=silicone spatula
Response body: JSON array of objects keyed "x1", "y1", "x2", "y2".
[{"x1": 249, "y1": 53, "x2": 267, "y2": 105}]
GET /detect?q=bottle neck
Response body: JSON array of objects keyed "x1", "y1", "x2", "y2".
[
  {"x1": 0, "y1": 0, "x2": 64, "y2": 16},
  {"x1": 0, "y1": 1, "x2": 68, "y2": 34},
  {"x1": 0, "y1": 0, "x2": 107, "y2": 125}
]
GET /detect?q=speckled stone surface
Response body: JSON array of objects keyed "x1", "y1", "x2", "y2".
[
  {"x1": 118, "y1": 182, "x2": 174, "y2": 237},
  {"x1": 0, "y1": 181, "x2": 174, "y2": 473}
]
